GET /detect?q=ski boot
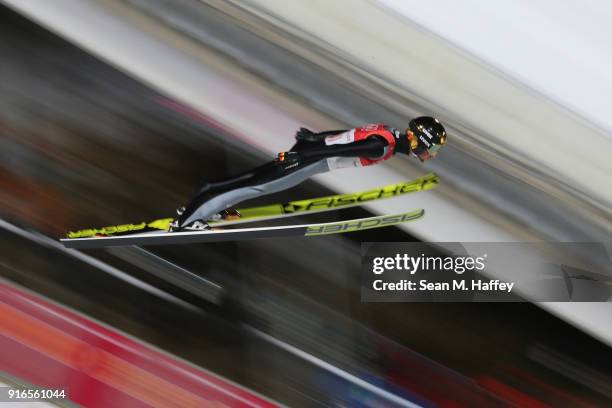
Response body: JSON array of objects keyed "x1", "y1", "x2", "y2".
[
  {"x1": 169, "y1": 206, "x2": 211, "y2": 232},
  {"x1": 219, "y1": 208, "x2": 241, "y2": 221},
  {"x1": 201, "y1": 208, "x2": 242, "y2": 222}
]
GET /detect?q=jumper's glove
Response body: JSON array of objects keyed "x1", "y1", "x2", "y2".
[
  {"x1": 274, "y1": 151, "x2": 301, "y2": 170},
  {"x1": 295, "y1": 127, "x2": 320, "y2": 142}
]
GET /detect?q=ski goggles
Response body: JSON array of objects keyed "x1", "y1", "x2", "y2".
[
  {"x1": 427, "y1": 142, "x2": 444, "y2": 157},
  {"x1": 413, "y1": 134, "x2": 446, "y2": 157},
  {"x1": 411, "y1": 139, "x2": 444, "y2": 158}
]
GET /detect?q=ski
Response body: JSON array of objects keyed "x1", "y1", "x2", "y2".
[
  {"x1": 216, "y1": 172, "x2": 437, "y2": 225},
  {"x1": 61, "y1": 209, "x2": 424, "y2": 249},
  {"x1": 66, "y1": 173, "x2": 438, "y2": 239}
]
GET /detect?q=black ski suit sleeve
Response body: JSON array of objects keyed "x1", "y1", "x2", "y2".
[
  {"x1": 297, "y1": 137, "x2": 387, "y2": 162},
  {"x1": 295, "y1": 127, "x2": 348, "y2": 142}
]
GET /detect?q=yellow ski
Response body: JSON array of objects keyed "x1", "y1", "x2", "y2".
[{"x1": 66, "y1": 173, "x2": 438, "y2": 239}]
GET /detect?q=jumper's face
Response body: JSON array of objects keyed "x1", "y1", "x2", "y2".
[
  {"x1": 406, "y1": 130, "x2": 445, "y2": 162},
  {"x1": 407, "y1": 131, "x2": 434, "y2": 162}
]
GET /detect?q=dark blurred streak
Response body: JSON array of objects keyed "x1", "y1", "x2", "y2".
[
  {"x1": 0, "y1": 218, "x2": 204, "y2": 313},
  {"x1": 106, "y1": 246, "x2": 225, "y2": 304},
  {"x1": 528, "y1": 344, "x2": 612, "y2": 400}
]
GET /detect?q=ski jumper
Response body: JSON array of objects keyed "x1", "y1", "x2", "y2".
[{"x1": 177, "y1": 124, "x2": 401, "y2": 227}]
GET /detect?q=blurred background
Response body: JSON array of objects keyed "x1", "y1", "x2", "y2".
[{"x1": 1, "y1": 0, "x2": 612, "y2": 406}]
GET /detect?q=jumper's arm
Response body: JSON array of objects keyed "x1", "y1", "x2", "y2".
[
  {"x1": 295, "y1": 127, "x2": 347, "y2": 142},
  {"x1": 279, "y1": 136, "x2": 388, "y2": 167},
  {"x1": 298, "y1": 137, "x2": 387, "y2": 160}
]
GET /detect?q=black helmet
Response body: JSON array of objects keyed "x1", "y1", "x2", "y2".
[{"x1": 408, "y1": 116, "x2": 447, "y2": 158}]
